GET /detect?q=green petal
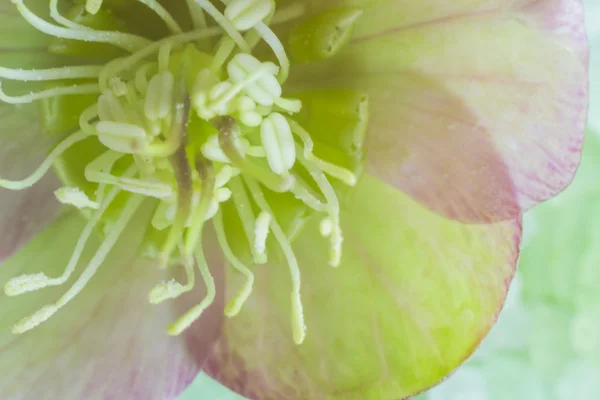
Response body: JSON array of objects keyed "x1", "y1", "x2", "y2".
[
  {"x1": 290, "y1": 0, "x2": 588, "y2": 222},
  {"x1": 0, "y1": 205, "x2": 221, "y2": 399},
  {"x1": 203, "y1": 175, "x2": 521, "y2": 399}
]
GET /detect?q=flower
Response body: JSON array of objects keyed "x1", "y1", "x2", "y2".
[{"x1": 0, "y1": 1, "x2": 588, "y2": 400}]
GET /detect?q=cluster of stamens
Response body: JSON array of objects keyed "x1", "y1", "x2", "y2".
[{"x1": 0, "y1": 0, "x2": 362, "y2": 344}]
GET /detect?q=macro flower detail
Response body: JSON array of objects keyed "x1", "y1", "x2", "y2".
[{"x1": 0, "y1": 1, "x2": 588, "y2": 400}]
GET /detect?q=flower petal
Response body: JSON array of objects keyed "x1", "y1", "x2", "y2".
[
  {"x1": 202, "y1": 176, "x2": 521, "y2": 400},
  {"x1": 0, "y1": 2, "x2": 75, "y2": 260},
  {"x1": 0, "y1": 206, "x2": 223, "y2": 399},
  {"x1": 0, "y1": 101, "x2": 60, "y2": 260},
  {"x1": 291, "y1": 0, "x2": 588, "y2": 222}
]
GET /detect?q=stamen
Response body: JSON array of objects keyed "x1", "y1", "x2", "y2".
[
  {"x1": 12, "y1": 306, "x2": 58, "y2": 334},
  {"x1": 50, "y1": 0, "x2": 90, "y2": 30},
  {"x1": 319, "y1": 218, "x2": 334, "y2": 237},
  {"x1": 136, "y1": 0, "x2": 183, "y2": 34},
  {"x1": 297, "y1": 148, "x2": 343, "y2": 267},
  {"x1": 164, "y1": 156, "x2": 216, "y2": 333},
  {"x1": 146, "y1": 74, "x2": 190, "y2": 158},
  {"x1": 211, "y1": 37, "x2": 236, "y2": 72},
  {"x1": 5, "y1": 177, "x2": 128, "y2": 296},
  {"x1": 289, "y1": 174, "x2": 328, "y2": 212},
  {"x1": 144, "y1": 72, "x2": 174, "y2": 121},
  {"x1": 229, "y1": 176, "x2": 266, "y2": 264},
  {"x1": 253, "y1": 22, "x2": 290, "y2": 83},
  {"x1": 149, "y1": 246, "x2": 195, "y2": 303},
  {"x1": 192, "y1": 0, "x2": 250, "y2": 52},
  {"x1": 213, "y1": 210, "x2": 254, "y2": 317},
  {"x1": 84, "y1": 150, "x2": 125, "y2": 184},
  {"x1": 166, "y1": 236, "x2": 215, "y2": 335},
  {"x1": 216, "y1": 116, "x2": 292, "y2": 193},
  {"x1": 54, "y1": 187, "x2": 100, "y2": 209},
  {"x1": 224, "y1": 0, "x2": 273, "y2": 31},
  {"x1": 135, "y1": 62, "x2": 157, "y2": 95},
  {"x1": 0, "y1": 82, "x2": 99, "y2": 104},
  {"x1": 186, "y1": 0, "x2": 208, "y2": 29},
  {"x1": 260, "y1": 112, "x2": 295, "y2": 175},
  {"x1": 210, "y1": 61, "x2": 279, "y2": 113},
  {"x1": 288, "y1": 119, "x2": 358, "y2": 187},
  {"x1": 253, "y1": 210, "x2": 270, "y2": 258},
  {"x1": 244, "y1": 177, "x2": 306, "y2": 345},
  {"x1": 98, "y1": 90, "x2": 128, "y2": 122},
  {"x1": 12, "y1": 193, "x2": 144, "y2": 334},
  {"x1": 99, "y1": 27, "x2": 223, "y2": 90},
  {"x1": 0, "y1": 130, "x2": 90, "y2": 190},
  {"x1": 79, "y1": 104, "x2": 99, "y2": 136},
  {"x1": 13, "y1": 0, "x2": 152, "y2": 52},
  {"x1": 158, "y1": 42, "x2": 173, "y2": 73},
  {"x1": 0, "y1": 65, "x2": 103, "y2": 82},
  {"x1": 85, "y1": 0, "x2": 103, "y2": 14},
  {"x1": 227, "y1": 54, "x2": 282, "y2": 107}
]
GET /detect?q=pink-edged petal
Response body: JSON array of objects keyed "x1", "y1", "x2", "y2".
[
  {"x1": 0, "y1": 3, "x2": 75, "y2": 260},
  {"x1": 0, "y1": 102, "x2": 60, "y2": 260},
  {"x1": 202, "y1": 176, "x2": 521, "y2": 400},
  {"x1": 291, "y1": 0, "x2": 589, "y2": 222},
  {"x1": 0, "y1": 206, "x2": 223, "y2": 399}
]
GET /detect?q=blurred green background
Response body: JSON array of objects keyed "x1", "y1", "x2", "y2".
[{"x1": 177, "y1": 3, "x2": 600, "y2": 399}]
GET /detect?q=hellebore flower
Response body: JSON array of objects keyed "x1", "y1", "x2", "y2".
[{"x1": 0, "y1": 0, "x2": 588, "y2": 399}]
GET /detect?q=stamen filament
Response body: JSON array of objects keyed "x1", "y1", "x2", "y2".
[
  {"x1": 167, "y1": 235, "x2": 215, "y2": 335},
  {"x1": 192, "y1": 0, "x2": 250, "y2": 52},
  {"x1": 0, "y1": 65, "x2": 103, "y2": 82},
  {"x1": 216, "y1": 117, "x2": 292, "y2": 192},
  {"x1": 229, "y1": 176, "x2": 265, "y2": 264},
  {"x1": 0, "y1": 130, "x2": 90, "y2": 190},
  {"x1": 288, "y1": 119, "x2": 357, "y2": 186},
  {"x1": 213, "y1": 210, "x2": 254, "y2": 317},
  {"x1": 0, "y1": 82, "x2": 100, "y2": 104},
  {"x1": 12, "y1": 193, "x2": 144, "y2": 334},
  {"x1": 134, "y1": 62, "x2": 157, "y2": 95},
  {"x1": 61, "y1": 194, "x2": 143, "y2": 306},
  {"x1": 149, "y1": 244, "x2": 195, "y2": 303},
  {"x1": 253, "y1": 22, "x2": 289, "y2": 83},
  {"x1": 243, "y1": 177, "x2": 306, "y2": 345},
  {"x1": 136, "y1": 0, "x2": 183, "y2": 34},
  {"x1": 99, "y1": 27, "x2": 223, "y2": 90},
  {"x1": 290, "y1": 174, "x2": 328, "y2": 212},
  {"x1": 297, "y1": 148, "x2": 344, "y2": 267},
  {"x1": 211, "y1": 37, "x2": 236, "y2": 72},
  {"x1": 50, "y1": 0, "x2": 90, "y2": 30},
  {"x1": 13, "y1": 0, "x2": 152, "y2": 52},
  {"x1": 186, "y1": 0, "x2": 208, "y2": 29}
]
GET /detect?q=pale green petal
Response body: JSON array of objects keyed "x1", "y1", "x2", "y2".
[
  {"x1": 0, "y1": 204, "x2": 221, "y2": 399},
  {"x1": 203, "y1": 175, "x2": 520, "y2": 399}
]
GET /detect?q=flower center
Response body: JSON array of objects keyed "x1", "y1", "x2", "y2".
[{"x1": 0, "y1": 0, "x2": 367, "y2": 345}]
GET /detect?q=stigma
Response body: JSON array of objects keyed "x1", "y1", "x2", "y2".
[{"x1": 0, "y1": 0, "x2": 366, "y2": 345}]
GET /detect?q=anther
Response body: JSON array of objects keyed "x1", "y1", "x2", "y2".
[
  {"x1": 225, "y1": 0, "x2": 274, "y2": 31},
  {"x1": 227, "y1": 54, "x2": 281, "y2": 107},
  {"x1": 55, "y1": 187, "x2": 100, "y2": 210},
  {"x1": 261, "y1": 112, "x2": 296, "y2": 175}
]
